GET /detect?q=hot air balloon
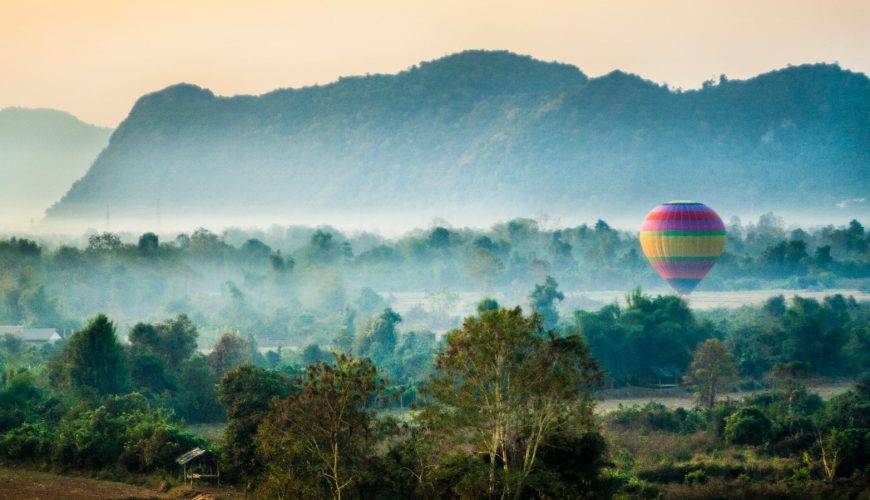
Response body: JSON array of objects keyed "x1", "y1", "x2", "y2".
[{"x1": 640, "y1": 201, "x2": 725, "y2": 295}]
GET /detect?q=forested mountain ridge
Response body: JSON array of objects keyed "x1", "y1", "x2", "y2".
[
  {"x1": 0, "y1": 108, "x2": 111, "y2": 227},
  {"x1": 45, "y1": 50, "x2": 870, "y2": 226}
]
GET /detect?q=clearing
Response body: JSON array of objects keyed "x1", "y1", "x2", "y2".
[
  {"x1": 0, "y1": 467, "x2": 167, "y2": 499},
  {"x1": 595, "y1": 381, "x2": 854, "y2": 414}
]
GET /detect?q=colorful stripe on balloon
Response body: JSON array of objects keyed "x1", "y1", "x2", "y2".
[{"x1": 639, "y1": 201, "x2": 726, "y2": 295}]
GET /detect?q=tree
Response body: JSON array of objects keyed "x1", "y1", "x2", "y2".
[
  {"x1": 724, "y1": 407, "x2": 772, "y2": 445},
  {"x1": 240, "y1": 238, "x2": 272, "y2": 260},
  {"x1": 137, "y1": 232, "x2": 159, "y2": 257},
  {"x1": 684, "y1": 339, "x2": 738, "y2": 409},
  {"x1": 86, "y1": 232, "x2": 122, "y2": 253},
  {"x1": 208, "y1": 332, "x2": 250, "y2": 375},
  {"x1": 129, "y1": 314, "x2": 199, "y2": 368},
  {"x1": 575, "y1": 290, "x2": 706, "y2": 385},
  {"x1": 763, "y1": 295, "x2": 786, "y2": 317},
  {"x1": 129, "y1": 350, "x2": 174, "y2": 393},
  {"x1": 302, "y1": 230, "x2": 351, "y2": 265},
  {"x1": 354, "y1": 309, "x2": 401, "y2": 364},
  {"x1": 529, "y1": 276, "x2": 564, "y2": 330},
  {"x1": 53, "y1": 314, "x2": 128, "y2": 396},
  {"x1": 301, "y1": 343, "x2": 330, "y2": 366},
  {"x1": 256, "y1": 355, "x2": 383, "y2": 499},
  {"x1": 219, "y1": 365, "x2": 295, "y2": 482},
  {"x1": 425, "y1": 306, "x2": 601, "y2": 498},
  {"x1": 466, "y1": 238, "x2": 504, "y2": 289},
  {"x1": 172, "y1": 355, "x2": 224, "y2": 423},
  {"x1": 477, "y1": 298, "x2": 500, "y2": 314}
]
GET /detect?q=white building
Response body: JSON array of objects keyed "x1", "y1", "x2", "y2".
[{"x1": 0, "y1": 326, "x2": 63, "y2": 344}]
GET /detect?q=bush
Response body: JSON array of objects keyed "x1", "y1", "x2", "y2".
[
  {"x1": 54, "y1": 393, "x2": 200, "y2": 472},
  {"x1": 609, "y1": 402, "x2": 707, "y2": 435},
  {"x1": 0, "y1": 422, "x2": 54, "y2": 460},
  {"x1": 684, "y1": 469, "x2": 708, "y2": 485},
  {"x1": 120, "y1": 419, "x2": 202, "y2": 472},
  {"x1": 724, "y1": 408, "x2": 773, "y2": 446}
]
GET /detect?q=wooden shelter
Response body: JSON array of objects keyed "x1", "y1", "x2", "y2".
[{"x1": 176, "y1": 447, "x2": 220, "y2": 486}]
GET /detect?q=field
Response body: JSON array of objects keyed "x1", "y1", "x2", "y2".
[
  {"x1": 594, "y1": 381, "x2": 854, "y2": 414},
  {"x1": 0, "y1": 467, "x2": 168, "y2": 499}
]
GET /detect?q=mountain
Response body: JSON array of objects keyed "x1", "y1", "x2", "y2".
[
  {"x1": 0, "y1": 108, "x2": 112, "y2": 228},
  {"x1": 45, "y1": 51, "x2": 870, "y2": 229}
]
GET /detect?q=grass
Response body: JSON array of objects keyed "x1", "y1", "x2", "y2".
[
  {"x1": 186, "y1": 422, "x2": 227, "y2": 444},
  {"x1": 595, "y1": 381, "x2": 853, "y2": 414}
]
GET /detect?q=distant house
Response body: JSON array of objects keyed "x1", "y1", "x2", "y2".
[{"x1": 0, "y1": 326, "x2": 62, "y2": 344}]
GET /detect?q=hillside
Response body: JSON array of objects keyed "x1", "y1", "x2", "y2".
[
  {"x1": 45, "y1": 51, "x2": 870, "y2": 228},
  {"x1": 0, "y1": 108, "x2": 112, "y2": 228}
]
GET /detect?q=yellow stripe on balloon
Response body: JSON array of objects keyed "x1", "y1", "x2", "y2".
[{"x1": 639, "y1": 234, "x2": 725, "y2": 258}]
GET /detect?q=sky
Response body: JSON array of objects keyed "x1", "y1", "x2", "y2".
[{"x1": 2, "y1": 0, "x2": 869, "y2": 127}]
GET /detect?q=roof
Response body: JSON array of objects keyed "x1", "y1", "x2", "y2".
[
  {"x1": 0, "y1": 326, "x2": 61, "y2": 342},
  {"x1": 176, "y1": 447, "x2": 210, "y2": 465}
]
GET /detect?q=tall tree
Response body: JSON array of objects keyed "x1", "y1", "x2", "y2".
[
  {"x1": 129, "y1": 314, "x2": 199, "y2": 367},
  {"x1": 354, "y1": 309, "x2": 401, "y2": 364},
  {"x1": 425, "y1": 306, "x2": 601, "y2": 498},
  {"x1": 208, "y1": 332, "x2": 250, "y2": 375},
  {"x1": 53, "y1": 314, "x2": 129, "y2": 396},
  {"x1": 529, "y1": 276, "x2": 564, "y2": 330},
  {"x1": 218, "y1": 365, "x2": 295, "y2": 482},
  {"x1": 684, "y1": 339, "x2": 738, "y2": 409},
  {"x1": 256, "y1": 355, "x2": 383, "y2": 499}
]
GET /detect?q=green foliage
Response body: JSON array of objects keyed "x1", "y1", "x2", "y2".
[
  {"x1": 255, "y1": 355, "x2": 384, "y2": 498},
  {"x1": 0, "y1": 371, "x2": 58, "y2": 434},
  {"x1": 684, "y1": 469, "x2": 708, "y2": 485},
  {"x1": 129, "y1": 314, "x2": 198, "y2": 367},
  {"x1": 53, "y1": 393, "x2": 201, "y2": 472},
  {"x1": 354, "y1": 308, "x2": 401, "y2": 366},
  {"x1": 724, "y1": 408, "x2": 774, "y2": 445},
  {"x1": 218, "y1": 365, "x2": 296, "y2": 482},
  {"x1": 576, "y1": 290, "x2": 708, "y2": 385},
  {"x1": 425, "y1": 305, "x2": 603, "y2": 497},
  {"x1": 171, "y1": 355, "x2": 223, "y2": 423},
  {"x1": 685, "y1": 339, "x2": 738, "y2": 409},
  {"x1": 51, "y1": 315, "x2": 129, "y2": 396},
  {"x1": 529, "y1": 275, "x2": 564, "y2": 330},
  {"x1": 608, "y1": 402, "x2": 707, "y2": 435}
]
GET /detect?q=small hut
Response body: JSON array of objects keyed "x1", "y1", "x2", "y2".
[{"x1": 176, "y1": 447, "x2": 220, "y2": 486}]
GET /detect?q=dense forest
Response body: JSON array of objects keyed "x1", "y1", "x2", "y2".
[
  {"x1": 2, "y1": 215, "x2": 867, "y2": 348},
  {"x1": 0, "y1": 215, "x2": 867, "y2": 496},
  {"x1": 0, "y1": 291, "x2": 866, "y2": 497},
  {"x1": 45, "y1": 51, "x2": 869, "y2": 227}
]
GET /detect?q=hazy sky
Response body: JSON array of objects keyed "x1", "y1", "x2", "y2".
[{"x1": 2, "y1": 0, "x2": 868, "y2": 126}]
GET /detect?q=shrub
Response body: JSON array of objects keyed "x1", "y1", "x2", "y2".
[
  {"x1": 0, "y1": 422, "x2": 54, "y2": 460},
  {"x1": 724, "y1": 408, "x2": 773, "y2": 445},
  {"x1": 684, "y1": 469, "x2": 708, "y2": 485},
  {"x1": 54, "y1": 393, "x2": 199, "y2": 472},
  {"x1": 609, "y1": 402, "x2": 706, "y2": 435},
  {"x1": 120, "y1": 419, "x2": 202, "y2": 472}
]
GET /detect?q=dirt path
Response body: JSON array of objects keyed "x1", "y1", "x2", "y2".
[{"x1": 0, "y1": 467, "x2": 168, "y2": 499}]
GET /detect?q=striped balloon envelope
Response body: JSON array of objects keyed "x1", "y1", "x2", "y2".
[{"x1": 639, "y1": 201, "x2": 725, "y2": 295}]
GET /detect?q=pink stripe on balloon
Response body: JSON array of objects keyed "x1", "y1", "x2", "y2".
[{"x1": 641, "y1": 221, "x2": 726, "y2": 231}]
